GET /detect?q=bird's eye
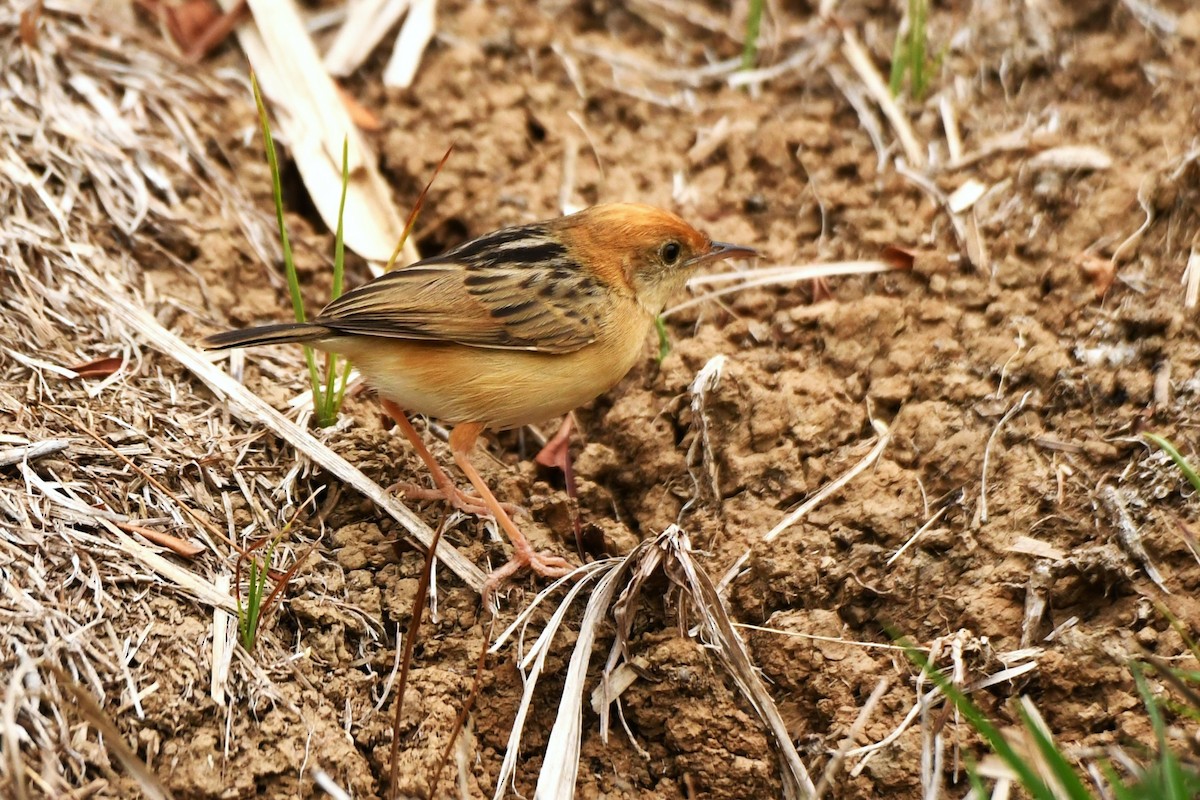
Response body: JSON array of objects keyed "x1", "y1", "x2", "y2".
[{"x1": 660, "y1": 241, "x2": 682, "y2": 264}]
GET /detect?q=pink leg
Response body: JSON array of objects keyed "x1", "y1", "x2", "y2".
[
  {"x1": 449, "y1": 423, "x2": 574, "y2": 595},
  {"x1": 379, "y1": 399, "x2": 521, "y2": 518}
]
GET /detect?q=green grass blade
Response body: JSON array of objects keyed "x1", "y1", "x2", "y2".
[
  {"x1": 964, "y1": 756, "x2": 989, "y2": 798},
  {"x1": 240, "y1": 558, "x2": 262, "y2": 651},
  {"x1": 1102, "y1": 762, "x2": 1138, "y2": 800},
  {"x1": 890, "y1": 0, "x2": 932, "y2": 99},
  {"x1": 250, "y1": 74, "x2": 323, "y2": 413},
  {"x1": 1166, "y1": 697, "x2": 1200, "y2": 724},
  {"x1": 655, "y1": 315, "x2": 671, "y2": 362},
  {"x1": 251, "y1": 75, "x2": 303, "y2": 324},
  {"x1": 237, "y1": 539, "x2": 277, "y2": 652},
  {"x1": 911, "y1": 0, "x2": 928, "y2": 98},
  {"x1": 741, "y1": 0, "x2": 763, "y2": 70},
  {"x1": 1133, "y1": 663, "x2": 1187, "y2": 799},
  {"x1": 318, "y1": 137, "x2": 353, "y2": 427},
  {"x1": 235, "y1": 579, "x2": 246, "y2": 645},
  {"x1": 332, "y1": 136, "x2": 349, "y2": 301},
  {"x1": 1143, "y1": 433, "x2": 1200, "y2": 494},
  {"x1": 1154, "y1": 601, "x2": 1200, "y2": 664},
  {"x1": 334, "y1": 358, "x2": 353, "y2": 410},
  {"x1": 899, "y1": 639, "x2": 1058, "y2": 800},
  {"x1": 1014, "y1": 699, "x2": 1094, "y2": 800}
]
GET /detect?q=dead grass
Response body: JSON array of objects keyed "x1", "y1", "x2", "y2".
[
  {"x1": 5, "y1": 0, "x2": 1200, "y2": 798},
  {"x1": 0, "y1": 6, "x2": 357, "y2": 795}
]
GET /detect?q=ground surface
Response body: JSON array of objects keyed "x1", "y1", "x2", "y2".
[{"x1": 4, "y1": 0, "x2": 1200, "y2": 798}]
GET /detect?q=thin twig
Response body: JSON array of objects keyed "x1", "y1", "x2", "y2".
[
  {"x1": 840, "y1": 28, "x2": 925, "y2": 168},
  {"x1": 979, "y1": 391, "x2": 1031, "y2": 524},
  {"x1": 718, "y1": 420, "x2": 892, "y2": 594},
  {"x1": 387, "y1": 512, "x2": 454, "y2": 800},
  {"x1": 41, "y1": 403, "x2": 233, "y2": 549}
]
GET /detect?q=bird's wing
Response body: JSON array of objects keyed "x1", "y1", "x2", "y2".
[{"x1": 314, "y1": 256, "x2": 612, "y2": 354}]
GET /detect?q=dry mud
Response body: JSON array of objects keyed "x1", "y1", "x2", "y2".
[{"x1": 6, "y1": 0, "x2": 1200, "y2": 798}]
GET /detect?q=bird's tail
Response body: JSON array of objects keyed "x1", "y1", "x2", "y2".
[{"x1": 199, "y1": 322, "x2": 333, "y2": 350}]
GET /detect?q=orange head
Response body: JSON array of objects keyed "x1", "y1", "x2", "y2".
[{"x1": 552, "y1": 203, "x2": 756, "y2": 315}]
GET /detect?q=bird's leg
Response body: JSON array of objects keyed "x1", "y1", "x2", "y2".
[
  {"x1": 449, "y1": 422, "x2": 575, "y2": 593},
  {"x1": 533, "y1": 415, "x2": 584, "y2": 557},
  {"x1": 533, "y1": 414, "x2": 573, "y2": 470},
  {"x1": 379, "y1": 399, "x2": 521, "y2": 518}
]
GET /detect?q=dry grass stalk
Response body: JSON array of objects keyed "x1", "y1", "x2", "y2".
[
  {"x1": 667, "y1": 259, "x2": 899, "y2": 318},
  {"x1": 211, "y1": 574, "x2": 235, "y2": 704},
  {"x1": 490, "y1": 527, "x2": 816, "y2": 798},
  {"x1": 1019, "y1": 562, "x2": 1054, "y2": 649},
  {"x1": 939, "y1": 95, "x2": 963, "y2": 163},
  {"x1": 1183, "y1": 248, "x2": 1200, "y2": 309},
  {"x1": 728, "y1": 44, "x2": 834, "y2": 91},
  {"x1": 216, "y1": 0, "x2": 419, "y2": 266},
  {"x1": 0, "y1": 8, "x2": 438, "y2": 793},
  {"x1": 569, "y1": 9, "x2": 833, "y2": 107},
  {"x1": 382, "y1": 0, "x2": 436, "y2": 89},
  {"x1": 814, "y1": 678, "x2": 890, "y2": 799},
  {"x1": 718, "y1": 419, "x2": 892, "y2": 593},
  {"x1": 0, "y1": 439, "x2": 70, "y2": 466},
  {"x1": 1100, "y1": 484, "x2": 1170, "y2": 593},
  {"x1": 323, "y1": 0, "x2": 411, "y2": 76},
  {"x1": 886, "y1": 503, "x2": 951, "y2": 566},
  {"x1": 826, "y1": 64, "x2": 889, "y2": 169},
  {"x1": 846, "y1": 635, "x2": 1041, "y2": 780},
  {"x1": 685, "y1": 354, "x2": 726, "y2": 506},
  {"x1": 1119, "y1": 0, "x2": 1178, "y2": 38},
  {"x1": 487, "y1": 560, "x2": 615, "y2": 799},
  {"x1": 839, "y1": 28, "x2": 925, "y2": 169}
]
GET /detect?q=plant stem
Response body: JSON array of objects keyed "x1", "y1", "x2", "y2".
[{"x1": 742, "y1": 0, "x2": 764, "y2": 70}]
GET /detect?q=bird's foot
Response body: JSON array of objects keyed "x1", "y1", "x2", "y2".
[
  {"x1": 483, "y1": 547, "x2": 575, "y2": 599},
  {"x1": 388, "y1": 480, "x2": 525, "y2": 519}
]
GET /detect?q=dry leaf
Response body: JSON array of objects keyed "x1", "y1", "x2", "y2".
[
  {"x1": 880, "y1": 245, "x2": 917, "y2": 271},
  {"x1": 336, "y1": 84, "x2": 383, "y2": 132},
  {"x1": 19, "y1": 0, "x2": 42, "y2": 46},
  {"x1": 118, "y1": 522, "x2": 207, "y2": 559},
  {"x1": 66, "y1": 355, "x2": 123, "y2": 378}
]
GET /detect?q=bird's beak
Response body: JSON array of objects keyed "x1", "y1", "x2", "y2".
[{"x1": 693, "y1": 241, "x2": 757, "y2": 265}]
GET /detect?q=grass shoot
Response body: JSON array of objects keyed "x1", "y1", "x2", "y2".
[
  {"x1": 901, "y1": 636, "x2": 1200, "y2": 798},
  {"x1": 655, "y1": 315, "x2": 671, "y2": 362},
  {"x1": 251, "y1": 73, "x2": 352, "y2": 428},
  {"x1": 236, "y1": 536, "x2": 277, "y2": 652},
  {"x1": 1144, "y1": 432, "x2": 1200, "y2": 494},
  {"x1": 889, "y1": 0, "x2": 933, "y2": 100},
  {"x1": 742, "y1": 0, "x2": 764, "y2": 70}
]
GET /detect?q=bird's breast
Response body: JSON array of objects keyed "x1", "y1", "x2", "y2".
[{"x1": 325, "y1": 309, "x2": 652, "y2": 429}]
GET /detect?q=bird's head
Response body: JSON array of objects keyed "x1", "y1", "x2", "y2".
[{"x1": 558, "y1": 203, "x2": 756, "y2": 315}]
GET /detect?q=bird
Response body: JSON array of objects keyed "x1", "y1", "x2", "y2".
[{"x1": 200, "y1": 203, "x2": 755, "y2": 591}]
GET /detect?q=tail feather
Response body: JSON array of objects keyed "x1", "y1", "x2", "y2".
[{"x1": 199, "y1": 322, "x2": 333, "y2": 350}]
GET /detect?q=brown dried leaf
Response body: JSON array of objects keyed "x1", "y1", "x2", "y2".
[
  {"x1": 19, "y1": 0, "x2": 41, "y2": 46},
  {"x1": 119, "y1": 522, "x2": 207, "y2": 558},
  {"x1": 336, "y1": 84, "x2": 382, "y2": 132},
  {"x1": 1077, "y1": 253, "x2": 1116, "y2": 299},
  {"x1": 67, "y1": 355, "x2": 123, "y2": 378},
  {"x1": 880, "y1": 245, "x2": 917, "y2": 271}
]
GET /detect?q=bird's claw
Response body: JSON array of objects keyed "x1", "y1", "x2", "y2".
[
  {"x1": 387, "y1": 480, "x2": 526, "y2": 519},
  {"x1": 483, "y1": 548, "x2": 575, "y2": 599}
]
